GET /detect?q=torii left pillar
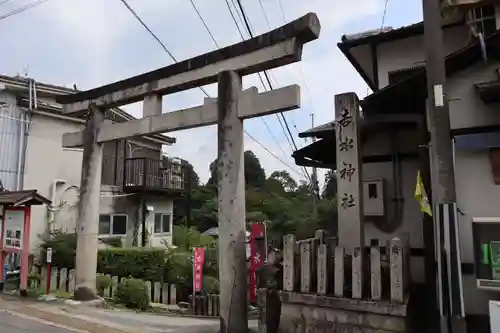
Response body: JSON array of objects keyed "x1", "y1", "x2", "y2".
[{"x1": 74, "y1": 106, "x2": 104, "y2": 300}]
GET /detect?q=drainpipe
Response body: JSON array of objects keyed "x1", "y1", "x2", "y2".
[
  {"x1": 48, "y1": 179, "x2": 66, "y2": 232},
  {"x1": 15, "y1": 112, "x2": 24, "y2": 190}
]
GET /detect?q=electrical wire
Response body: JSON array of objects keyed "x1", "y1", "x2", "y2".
[
  {"x1": 188, "y1": 0, "x2": 220, "y2": 48},
  {"x1": 244, "y1": 131, "x2": 302, "y2": 177},
  {"x1": 235, "y1": 0, "x2": 312, "y2": 184},
  {"x1": 118, "y1": 0, "x2": 301, "y2": 176},
  {"x1": 118, "y1": 0, "x2": 211, "y2": 98},
  {"x1": 272, "y1": 1, "x2": 318, "y2": 131},
  {"x1": 0, "y1": 0, "x2": 49, "y2": 21},
  {"x1": 187, "y1": 0, "x2": 300, "y2": 175},
  {"x1": 230, "y1": 0, "x2": 251, "y2": 33},
  {"x1": 225, "y1": 0, "x2": 299, "y2": 163},
  {"x1": 381, "y1": 0, "x2": 389, "y2": 29},
  {"x1": 0, "y1": 0, "x2": 12, "y2": 5},
  {"x1": 277, "y1": 0, "x2": 286, "y2": 22},
  {"x1": 257, "y1": 0, "x2": 271, "y2": 28},
  {"x1": 224, "y1": 0, "x2": 245, "y2": 40}
]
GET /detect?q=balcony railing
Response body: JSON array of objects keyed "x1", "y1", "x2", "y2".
[{"x1": 123, "y1": 157, "x2": 185, "y2": 193}]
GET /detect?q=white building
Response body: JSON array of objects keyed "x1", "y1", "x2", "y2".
[{"x1": 0, "y1": 74, "x2": 185, "y2": 255}]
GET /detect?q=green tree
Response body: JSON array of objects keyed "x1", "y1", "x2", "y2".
[
  {"x1": 322, "y1": 169, "x2": 337, "y2": 199},
  {"x1": 172, "y1": 159, "x2": 201, "y2": 225},
  {"x1": 206, "y1": 150, "x2": 266, "y2": 188},
  {"x1": 176, "y1": 152, "x2": 337, "y2": 243},
  {"x1": 268, "y1": 170, "x2": 297, "y2": 192},
  {"x1": 244, "y1": 151, "x2": 266, "y2": 188}
]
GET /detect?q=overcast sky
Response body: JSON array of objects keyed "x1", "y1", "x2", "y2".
[{"x1": 2, "y1": 0, "x2": 423, "y2": 185}]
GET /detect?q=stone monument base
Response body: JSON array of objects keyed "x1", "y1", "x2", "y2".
[{"x1": 278, "y1": 292, "x2": 409, "y2": 333}]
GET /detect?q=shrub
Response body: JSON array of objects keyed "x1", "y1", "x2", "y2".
[
  {"x1": 164, "y1": 250, "x2": 192, "y2": 285},
  {"x1": 114, "y1": 278, "x2": 149, "y2": 311},
  {"x1": 39, "y1": 230, "x2": 77, "y2": 268},
  {"x1": 202, "y1": 276, "x2": 220, "y2": 294},
  {"x1": 98, "y1": 247, "x2": 167, "y2": 281},
  {"x1": 96, "y1": 274, "x2": 113, "y2": 296}
]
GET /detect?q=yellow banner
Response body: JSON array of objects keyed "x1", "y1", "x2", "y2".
[{"x1": 415, "y1": 169, "x2": 432, "y2": 217}]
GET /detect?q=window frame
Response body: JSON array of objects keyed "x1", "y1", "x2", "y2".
[
  {"x1": 153, "y1": 213, "x2": 172, "y2": 235},
  {"x1": 467, "y1": 6, "x2": 497, "y2": 37},
  {"x1": 98, "y1": 214, "x2": 128, "y2": 236}
]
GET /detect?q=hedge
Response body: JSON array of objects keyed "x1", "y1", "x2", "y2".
[
  {"x1": 97, "y1": 247, "x2": 168, "y2": 282},
  {"x1": 39, "y1": 230, "x2": 218, "y2": 290}
]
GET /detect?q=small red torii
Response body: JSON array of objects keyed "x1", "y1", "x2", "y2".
[{"x1": 0, "y1": 190, "x2": 51, "y2": 296}]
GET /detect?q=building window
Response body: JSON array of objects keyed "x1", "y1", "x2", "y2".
[
  {"x1": 468, "y1": 6, "x2": 497, "y2": 37},
  {"x1": 154, "y1": 213, "x2": 171, "y2": 234},
  {"x1": 99, "y1": 214, "x2": 128, "y2": 236}
]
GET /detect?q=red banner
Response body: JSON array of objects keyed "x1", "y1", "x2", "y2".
[
  {"x1": 249, "y1": 222, "x2": 266, "y2": 302},
  {"x1": 193, "y1": 247, "x2": 205, "y2": 293}
]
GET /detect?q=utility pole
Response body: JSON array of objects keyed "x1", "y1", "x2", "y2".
[
  {"x1": 422, "y1": 0, "x2": 465, "y2": 332},
  {"x1": 311, "y1": 113, "x2": 319, "y2": 214}
]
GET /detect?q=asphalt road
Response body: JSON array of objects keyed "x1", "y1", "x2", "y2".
[{"x1": 0, "y1": 311, "x2": 75, "y2": 333}]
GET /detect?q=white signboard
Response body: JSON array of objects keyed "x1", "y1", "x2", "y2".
[
  {"x1": 3, "y1": 210, "x2": 24, "y2": 250},
  {"x1": 490, "y1": 300, "x2": 500, "y2": 333}
]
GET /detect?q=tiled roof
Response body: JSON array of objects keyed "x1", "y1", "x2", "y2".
[{"x1": 0, "y1": 190, "x2": 51, "y2": 206}]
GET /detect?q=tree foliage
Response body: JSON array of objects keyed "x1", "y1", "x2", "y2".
[{"x1": 177, "y1": 150, "x2": 338, "y2": 244}]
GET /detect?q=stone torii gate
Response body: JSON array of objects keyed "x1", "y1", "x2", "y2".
[{"x1": 57, "y1": 13, "x2": 320, "y2": 332}]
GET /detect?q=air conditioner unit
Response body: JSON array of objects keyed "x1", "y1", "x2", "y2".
[
  {"x1": 472, "y1": 217, "x2": 500, "y2": 291},
  {"x1": 362, "y1": 179, "x2": 385, "y2": 217}
]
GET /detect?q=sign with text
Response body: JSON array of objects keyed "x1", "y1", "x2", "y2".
[
  {"x1": 193, "y1": 247, "x2": 205, "y2": 293},
  {"x1": 3, "y1": 209, "x2": 24, "y2": 250},
  {"x1": 335, "y1": 93, "x2": 364, "y2": 249},
  {"x1": 249, "y1": 222, "x2": 267, "y2": 302}
]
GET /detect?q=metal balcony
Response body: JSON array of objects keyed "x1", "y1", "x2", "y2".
[{"x1": 122, "y1": 157, "x2": 185, "y2": 194}]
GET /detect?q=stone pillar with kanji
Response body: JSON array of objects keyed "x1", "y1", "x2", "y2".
[{"x1": 335, "y1": 93, "x2": 364, "y2": 250}]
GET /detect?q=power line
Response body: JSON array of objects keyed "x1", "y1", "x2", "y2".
[
  {"x1": 235, "y1": 0, "x2": 312, "y2": 184},
  {"x1": 118, "y1": 0, "x2": 211, "y2": 98},
  {"x1": 277, "y1": 0, "x2": 286, "y2": 22},
  {"x1": 257, "y1": 0, "x2": 271, "y2": 28},
  {"x1": 381, "y1": 0, "x2": 389, "y2": 29},
  {"x1": 244, "y1": 131, "x2": 302, "y2": 177},
  {"x1": 187, "y1": 0, "x2": 298, "y2": 172},
  {"x1": 273, "y1": 1, "x2": 318, "y2": 130},
  {"x1": 223, "y1": 0, "x2": 245, "y2": 40},
  {"x1": 119, "y1": 0, "x2": 299, "y2": 175},
  {"x1": 188, "y1": 0, "x2": 220, "y2": 48},
  {"x1": 119, "y1": 0, "x2": 176, "y2": 61},
  {"x1": 0, "y1": 0, "x2": 49, "y2": 21},
  {"x1": 225, "y1": 0, "x2": 305, "y2": 178},
  {"x1": 230, "y1": 0, "x2": 251, "y2": 34},
  {"x1": 253, "y1": 0, "x2": 304, "y2": 137},
  {"x1": 0, "y1": 0, "x2": 13, "y2": 5},
  {"x1": 238, "y1": 0, "x2": 301, "y2": 143}
]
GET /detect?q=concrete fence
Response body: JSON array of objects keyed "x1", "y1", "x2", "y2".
[
  {"x1": 188, "y1": 294, "x2": 221, "y2": 317},
  {"x1": 282, "y1": 230, "x2": 411, "y2": 302},
  {"x1": 37, "y1": 266, "x2": 178, "y2": 305}
]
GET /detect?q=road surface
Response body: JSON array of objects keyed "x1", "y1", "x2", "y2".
[
  {"x1": 0, "y1": 294, "x2": 259, "y2": 333},
  {"x1": 0, "y1": 310, "x2": 76, "y2": 333}
]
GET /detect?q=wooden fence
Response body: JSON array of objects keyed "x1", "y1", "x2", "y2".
[
  {"x1": 34, "y1": 267, "x2": 178, "y2": 305},
  {"x1": 282, "y1": 230, "x2": 410, "y2": 302}
]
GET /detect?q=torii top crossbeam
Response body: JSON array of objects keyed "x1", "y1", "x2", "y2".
[{"x1": 55, "y1": 13, "x2": 320, "y2": 114}]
